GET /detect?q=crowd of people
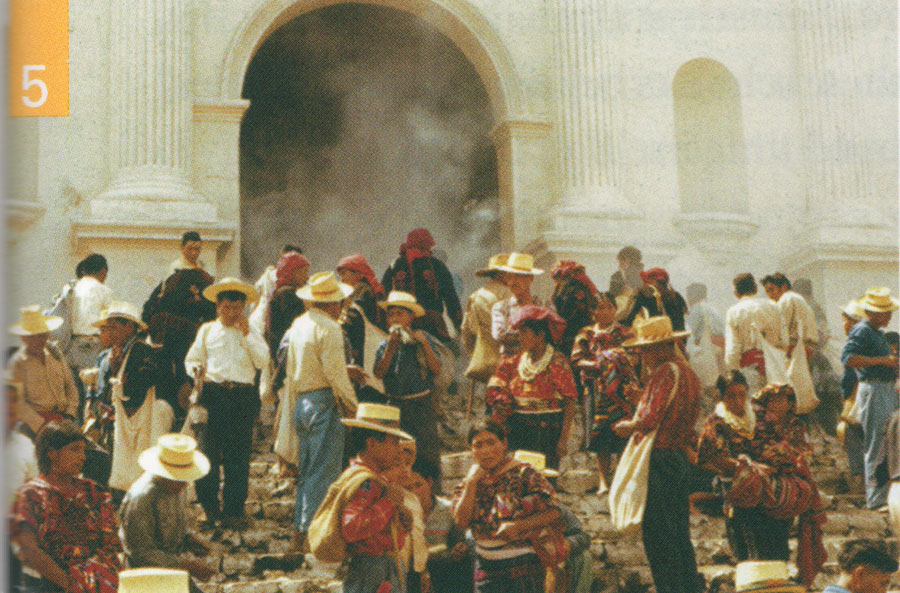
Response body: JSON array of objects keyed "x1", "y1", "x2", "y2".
[{"x1": 5, "y1": 231, "x2": 900, "y2": 593}]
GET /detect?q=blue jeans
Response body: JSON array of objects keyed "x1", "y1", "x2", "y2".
[
  {"x1": 293, "y1": 388, "x2": 344, "y2": 531},
  {"x1": 859, "y1": 380, "x2": 900, "y2": 508},
  {"x1": 345, "y1": 555, "x2": 405, "y2": 593}
]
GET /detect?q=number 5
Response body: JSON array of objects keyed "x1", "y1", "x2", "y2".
[{"x1": 22, "y1": 65, "x2": 48, "y2": 108}]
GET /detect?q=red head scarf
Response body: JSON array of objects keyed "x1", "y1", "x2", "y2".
[
  {"x1": 275, "y1": 252, "x2": 310, "y2": 289},
  {"x1": 640, "y1": 267, "x2": 669, "y2": 287},
  {"x1": 510, "y1": 305, "x2": 567, "y2": 346},
  {"x1": 550, "y1": 259, "x2": 599, "y2": 296},
  {"x1": 400, "y1": 228, "x2": 436, "y2": 269},
  {"x1": 337, "y1": 254, "x2": 385, "y2": 297}
]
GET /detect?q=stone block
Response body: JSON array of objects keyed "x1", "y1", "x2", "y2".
[
  {"x1": 441, "y1": 451, "x2": 473, "y2": 479},
  {"x1": 222, "y1": 554, "x2": 254, "y2": 576},
  {"x1": 263, "y1": 500, "x2": 294, "y2": 521},
  {"x1": 603, "y1": 542, "x2": 647, "y2": 566},
  {"x1": 245, "y1": 501, "x2": 262, "y2": 518},
  {"x1": 250, "y1": 462, "x2": 269, "y2": 478},
  {"x1": 558, "y1": 469, "x2": 598, "y2": 494},
  {"x1": 822, "y1": 512, "x2": 850, "y2": 535},
  {"x1": 846, "y1": 510, "x2": 889, "y2": 536}
]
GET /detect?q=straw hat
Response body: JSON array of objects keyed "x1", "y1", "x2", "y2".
[
  {"x1": 138, "y1": 433, "x2": 210, "y2": 482},
  {"x1": 202, "y1": 277, "x2": 260, "y2": 306},
  {"x1": 341, "y1": 403, "x2": 414, "y2": 440},
  {"x1": 496, "y1": 252, "x2": 544, "y2": 276},
  {"x1": 296, "y1": 271, "x2": 353, "y2": 303},
  {"x1": 513, "y1": 450, "x2": 559, "y2": 478},
  {"x1": 841, "y1": 298, "x2": 866, "y2": 321},
  {"x1": 118, "y1": 568, "x2": 190, "y2": 593},
  {"x1": 10, "y1": 305, "x2": 63, "y2": 336},
  {"x1": 475, "y1": 253, "x2": 509, "y2": 277},
  {"x1": 621, "y1": 315, "x2": 690, "y2": 348},
  {"x1": 379, "y1": 291, "x2": 425, "y2": 318},
  {"x1": 91, "y1": 301, "x2": 148, "y2": 331},
  {"x1": 858, "y1": 287, "x2": 900, "y2": 313},
  {"x1": 734, "y1": 561, "x2": 805, "y2": 593}
]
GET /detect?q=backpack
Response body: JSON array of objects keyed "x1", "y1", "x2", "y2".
[
  {"x1": 45, "y1": 280, "x2": 76, "y2": 353},
  {"x1": 308, "y1": 465, "x2": 380, "y2": 562}
]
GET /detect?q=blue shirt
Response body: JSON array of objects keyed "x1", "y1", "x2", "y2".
[
  {"x1": 375, "y1": 334, "x2": 438, "y2": 397},
  {"x1": 842, "y1": 320, "x2": 895, "y2": 383},
  {"x1": 822, "y1": 585, "x2": 851, "y2": 593}
]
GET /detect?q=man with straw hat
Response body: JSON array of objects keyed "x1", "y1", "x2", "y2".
[
  {"x1": 612, "y1": 315, "x2": 703, "y2": 593},
  {"x1": 842, "y1": 287, "x2": 900, "y2": 510},
  {"x1": 277, "y1": 271, "x2": 357, "y2": 551},
  {"x1": 491, "y1": 252, "x2": 544, "y2": 357},
  {"x1": 185, "y1": 277, "x2": 268, "y2": 529},
  {"x1": 120, "y1": 434, "x2": 215, "y2": 593},
  {"x1": 8, "y1": 305, "x2": 78, "y2": 434},
  {"x1": 839, "y1": 298, "x2": 868, "y2": 494},
  {"x1": 307, "y1": 403, "x2": 413, "y2": 593}
]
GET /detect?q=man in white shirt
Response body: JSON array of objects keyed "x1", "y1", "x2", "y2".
[
  {"x1": 167, "y1": 231, "x2": 205, "y2": 277},
  {"x1": 68, "y1": 253, "x2": 114, "y2": 368},
  {"x1": 761, "y1": 273, "x2": 819, "y2": 361},
  {"x1": 275, "y1": 271, "x2": 357, "y2": 551},
  {"x1": 724, "y1": 273, "x2": 788, "y2": 393},
  {"x1": 185, "y1": 278, "x2": 269, "y2": 529}
]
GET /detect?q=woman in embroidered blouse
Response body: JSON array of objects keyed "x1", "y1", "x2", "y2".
[
  {"x1": 453, "y1": 418, "x2": 560, "y2": 593},
  {"x1": 487, "y1": 306, "x2": 578, "y2": 469},
  {"x1": 571, "y1": 291, "x2": 639, "y2": 494},
  {"x1": 10, "y1": 420, "x2": 121, "y2": 593}
]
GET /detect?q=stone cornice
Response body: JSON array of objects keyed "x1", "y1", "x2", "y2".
[
  {"x1": 71, "y1": 218, "x2": 236, "y2": 249},
  {"x1": 7, "y1": 200, "x2": 46, "y2": 232},
  {"x1": 490, "y1": 120, "x2": 553, "y2": 144},
  {"x1": 193, "y1": 98, "x2": 251, "y2": 123}
]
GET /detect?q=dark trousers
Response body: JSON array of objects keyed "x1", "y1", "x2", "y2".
[
  {"x1": 196, "y1": 383, "x2": 260, "y2": 519},
  {"x1": 642, "y1": 448, "x2": 704, "y2": 593},
  {"x1": 726, "y1": 506, "x2": 791, "y2": 561},
  {"x1": 507, "y1": 411, "x2": 563, "y2": 468}
]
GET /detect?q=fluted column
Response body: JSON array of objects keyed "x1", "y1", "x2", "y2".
[
  {"x1": 551, "y1": 0, "x2": 637, "y2": 218},
  {"x1": 95, "y1": 0, "x2": 214, "y2": 222},
  {"x1": 792, "y1": 0, "x2": 879, "y2": 227}
]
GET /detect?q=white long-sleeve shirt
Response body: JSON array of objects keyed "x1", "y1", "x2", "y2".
[
  {"x1": 724, "y1": 295, "x2": 787, "y2": 370},
  {"x1": 70, "y1": 276, "x2": 113, "y2": 336},
  {"x1": 184, "y1": 320, "x2": 269, "y2": 384},
  {"x1": 776, "y1": 290, "x2": 818, "y2": 346}
]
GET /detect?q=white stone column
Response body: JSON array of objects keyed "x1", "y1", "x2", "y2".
[
  {"x1": 550, "y1": 0, "x2": 638, "y2": 220},
  {"x1": 94, "y1": 0, "x2": 215, "y2": 222}
]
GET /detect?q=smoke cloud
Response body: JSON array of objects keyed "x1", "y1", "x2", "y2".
[{"x1": 240, "y1": 4, "x2": 499, "y2": 298}]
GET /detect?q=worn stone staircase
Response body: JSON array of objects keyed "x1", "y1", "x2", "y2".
[{"x1": 189, "y1": 410, "x2": 898, "y2": 593}]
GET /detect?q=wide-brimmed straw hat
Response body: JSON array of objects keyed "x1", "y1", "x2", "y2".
[
  {"x1": 379, "y1": 291, "x2": 425, "y2": 318},
  {"x1": 9, "y1": 305, "x2": 63, "y2": 336},
  {"x1": 341, "y1": 403, "x2": 414, "y2": 440},
  {"x1": 297, "y1": 271, "x2": 353, "y2": 303},
  {"x1": 475, "y1": 253, "x2": 509, "y2": 277},
  {"x1": 513, "y1": 450, "x2": 559, "y2": 478},
  {"x1": 92, "y1": 301, "x2": 148, "y2": 331},
  {"x1": 202, "y1": 277, "x2": 260, "y2": 306},
  {"x1": 621, "y1": 315, "x2": 690, "y2": 348},
  {"x1": 734, "y1": 561, "x2": 805, "y2": 593},
  {"x1": 138, "y1": 433, "x2": 210, "y2": 482},
  {"x1": 858, "y1": 287, "x2": 900, "y2": 313},
  {"x1": 841, "y1": 298, "x2": 866, "y2": 321},
  {"x1": 496, "y1": 252, "x2": 544, "y2": 276},
  {"x1": 119, "y1": 568, "x2": 190, "y2": 593}
]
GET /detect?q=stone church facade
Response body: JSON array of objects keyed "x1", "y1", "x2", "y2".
[{"x1": 6, "y1": 0, "x2": 898, "y2": 335}]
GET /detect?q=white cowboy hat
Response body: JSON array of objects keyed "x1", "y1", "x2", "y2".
[
  {"x1": 118, "y1": 568, "x2": 190, "y2": 593},
  {"x1": 296, "y1": 271, "x2": 354, "y2": 303},
  {"x1": 734, "y1": 561, "x2": 805, "y2": 593},
  {"x1": 9, "y1": 305, "x2": 63, "y2": 336},
  {"x1": 841, "y1": 298, "x2": 866, "y2": 321},
  {"x1": 496, "y1": 252, "x2": 544, "y2": 276},
  {"x1": 341, "y1": 403, "x2": 414, "y2": 441},
  {"x1": 621, "y1": 315, "x2": 690, "y2": 348},
  {"x1": 379, "y1": 291, "x2": 426, "y2": 318},
  {"x1": 513, "y1": 450, "x2": 559, "y2": 478},
  {"x1": 202, "y1": 277, "x2": 260, "y2": 306},
  {"x1": 858, "y1": 287, "x2": 900, "y2": 313},
  {"x1": 475, "y1": 253, "x2": 509, "y2": 277},
  {"x1": 92, "y1": 301, "x2": 148, "y2": 331},
  {"x1": 138, "y1": 433, "x2": 210, "y2": 482}
]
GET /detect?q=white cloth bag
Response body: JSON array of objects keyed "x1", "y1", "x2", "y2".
[
  {"x1": 756, "y1": 327, "x2": 789, "y2": 385},
  {"x1": 788, "y1": 340, "x2": 819, "y2": 414},
  {"x1": 608, "y1": 428, "x2": 657, "y2": 536},
  {"x1": 687, "y1": 312, "x2": 719, "y2": 388}
]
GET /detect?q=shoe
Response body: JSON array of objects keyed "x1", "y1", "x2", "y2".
[{"x1": 221, "y1": 515, "x2": 250, "y2": 530}]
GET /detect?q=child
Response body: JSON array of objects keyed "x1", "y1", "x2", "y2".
[
  {"x1": 184, "y1": 278, "x2": 269, "y2": 529},
  {"x1": 374, "y1": 292, "x2": 443, "y2": 491}
]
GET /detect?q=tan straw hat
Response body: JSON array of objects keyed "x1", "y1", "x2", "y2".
[
  {"x1": 621, "y1": 315, "x2": 690, "y2": 348},
  {"x1": 496, "y1": 252, "x2": 544, "y2": 276},
  {"x1": 9, "y1": 305, "x2": 63, "y2": 336},
  {"x1": 138, "y1": 433, "x2": 210, "y2": 482},
  {"x1": 858, "y1": 287, "x2": 900, "y2": 313},
  {"x1": 118, "y1": 568, "x2": 190, "y2": 593},
  {"x1": 92, "y1": 301, "x2": 148, "y2": 331},
  {"x1": 379, "y1": 291, "x2": 425, "y2": 318},
  {"x1": 341, "y1": 403, "x2": 414, "y2": 440},
  {"x1": 475, "y1": 253, "x2": 509, "y2": 277},
  {"x1": 297, "y1": 271, "x2": 354, "y2": 303},
  {"x1": 734, "y1": 561, "x2": 805, "y2": 593},
  {"x1": 513, "y1": 450, "x2": 559, "y2": 477},
  {"x1": 202, "y1": 277, "x2": 260, "y2": 306}
]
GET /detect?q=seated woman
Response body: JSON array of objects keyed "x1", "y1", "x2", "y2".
[
  {"x1": 487, "y1": 306, "x2": 577, "y2": 468},
  {"x1": 10, "y1": 420, "x2": 121, "y2": 593},
  {"x1": 453, "y1": 419, "x2": 561, "y2": 593},
  {"x1": 570, "y1": 291, "x2": 639, "y2": 494}
]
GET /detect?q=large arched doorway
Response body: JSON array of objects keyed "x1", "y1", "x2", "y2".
[{"x1": 239, "y1": 3, "x2": 500, "y2": 295}]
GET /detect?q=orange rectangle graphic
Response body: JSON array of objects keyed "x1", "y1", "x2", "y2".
[{"x1": 8, "y1": 0, "x2": 69, "y2": 117}]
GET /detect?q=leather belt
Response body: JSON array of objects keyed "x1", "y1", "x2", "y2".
[
  {"x1": 209, "y1": 380, "x2": 254, "y2": 390},
  {"x1": 389, "y1": 389, "x2": 430, "y2": 401}
]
